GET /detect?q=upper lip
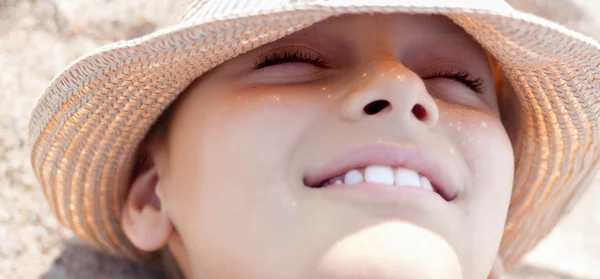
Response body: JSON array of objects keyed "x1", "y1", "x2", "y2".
[{"x1": 303, "y1": 143, "x2": 458, "y2": 201}]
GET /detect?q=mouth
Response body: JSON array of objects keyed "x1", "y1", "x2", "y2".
[{"x1": 303, "y1": 144, "x2": 457, "y2": 202}]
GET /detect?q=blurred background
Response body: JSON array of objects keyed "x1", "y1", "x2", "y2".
[{"x1": 0, "y1": 0, "x2": 599, "y2": 278}]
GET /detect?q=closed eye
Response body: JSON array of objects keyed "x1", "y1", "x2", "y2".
[
  {"x1": 423, "y1": 70, "x2": 485, "y2": 94},
  {"x1": 253, "y1": 47, "x2": 330, "y2": 69}
]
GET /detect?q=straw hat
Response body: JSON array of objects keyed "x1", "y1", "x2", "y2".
[{"x1": 29, "y1": 0, "x2": 600, "y2": 270}]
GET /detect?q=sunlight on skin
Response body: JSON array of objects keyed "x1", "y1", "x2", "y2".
[{"x1": 316, "y1": 221, "x2": 462, "y2": 279}]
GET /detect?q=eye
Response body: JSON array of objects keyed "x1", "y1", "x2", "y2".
[
  {"x1": 252, "y1": 47, "x2": 330, "y2": 69},
  {"x1": 423, "y1": 70, "x2": 485, "y2": 94}
]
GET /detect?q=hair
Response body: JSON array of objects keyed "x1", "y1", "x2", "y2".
[
  {"x1": 146, "y1": 102, "x2": 176, "y2": 149},
  {"x1": 131, "y1": 97, "x2": 178, "y2": 183}
]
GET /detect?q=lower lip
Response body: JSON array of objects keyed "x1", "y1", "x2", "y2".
[{"x1": 315, "y1": 182, "x2": 446, "y2": 204}]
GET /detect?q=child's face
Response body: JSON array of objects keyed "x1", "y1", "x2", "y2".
[{"x1": 140, "y1": 14, "x2": 514, "y2": 279}]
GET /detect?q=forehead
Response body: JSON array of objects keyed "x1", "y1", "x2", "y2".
[
  {"x1": 276, "y1": 14, "x2": 486, "y2": 59},
  {"x1": 288, "y1": 14, "x2": 470, "y2": 40}
]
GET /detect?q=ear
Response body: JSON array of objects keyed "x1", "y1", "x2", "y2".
[
  {"x1": 487, "y1": 256, "x2": 505, "y2": 279},
  {"x1": 121, "y1": 161, "x2": 173, "y2": 252}
]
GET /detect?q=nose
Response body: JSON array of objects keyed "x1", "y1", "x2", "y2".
[{"x1": 340, "y1": 61, "x2": 439, "y2": 128}]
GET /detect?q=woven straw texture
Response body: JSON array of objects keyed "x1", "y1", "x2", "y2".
[{"x1": 28, "y1": 0, "x2": 600, "y2": 270}]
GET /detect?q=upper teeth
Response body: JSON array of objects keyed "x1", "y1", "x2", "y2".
[{"x1": 335, "y1": 165, "x2": 434, "y2": 191}]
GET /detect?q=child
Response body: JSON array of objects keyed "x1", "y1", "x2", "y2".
[{"x1": 29, "y1": 0, "x2": 600, "y2": 278}]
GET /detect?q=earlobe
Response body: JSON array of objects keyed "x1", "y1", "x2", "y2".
[{"x1": 122, "y1": 166, "x2": 173, "y2": 252}]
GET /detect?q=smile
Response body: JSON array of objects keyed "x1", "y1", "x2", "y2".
[
  {"x1": 303, "y1": 143, "x2": 457, "y2": 201},
  {"x1": 312, "y1": 165, "x2": 435, "y2": 191}
]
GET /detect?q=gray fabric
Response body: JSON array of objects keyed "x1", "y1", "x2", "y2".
[{"x1": 41, "y1": 239, "x2": 167, "y2": 279}]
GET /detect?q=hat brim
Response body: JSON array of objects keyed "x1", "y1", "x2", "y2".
[{"x1": 29, "y1": 1, "x2": 600, "y2": 269}]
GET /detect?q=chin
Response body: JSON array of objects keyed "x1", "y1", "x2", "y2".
[{"x1": 313, "y1": 221, "x2": 463, "y2": 279}]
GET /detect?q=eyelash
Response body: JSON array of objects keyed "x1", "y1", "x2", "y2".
[
  {"x1": 253, "y1": 48, "x2": 329, "y2": 69},
  {"x1": 253, "y1": 49, "x2": 484, "y2": 94},
  {"x1": 422, "y1": 70, "x2": 485, "y2": 94}
]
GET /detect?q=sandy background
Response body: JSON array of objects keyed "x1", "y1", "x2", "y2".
[{"x1": 0, "y1": 0, "x2": 598, "y2": 278}]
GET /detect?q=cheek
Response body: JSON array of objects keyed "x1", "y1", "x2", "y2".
[
  {"x1": 443, "y1": 109, "x2": 514, "y2": 216},
  {"x1": 162, "y1": 88, "x2": 321, "y2": 273},
  {"x1": 441, "y1": 109, "x2": 514, "y2": 274}
]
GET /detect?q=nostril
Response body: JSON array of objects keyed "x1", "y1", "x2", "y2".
[
  {"x1": 364, "y1": 100, "x2": 390, "y2": 115},
  {"x1": 412, "y1": 104, "x2": 428, "y2": 121}
]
